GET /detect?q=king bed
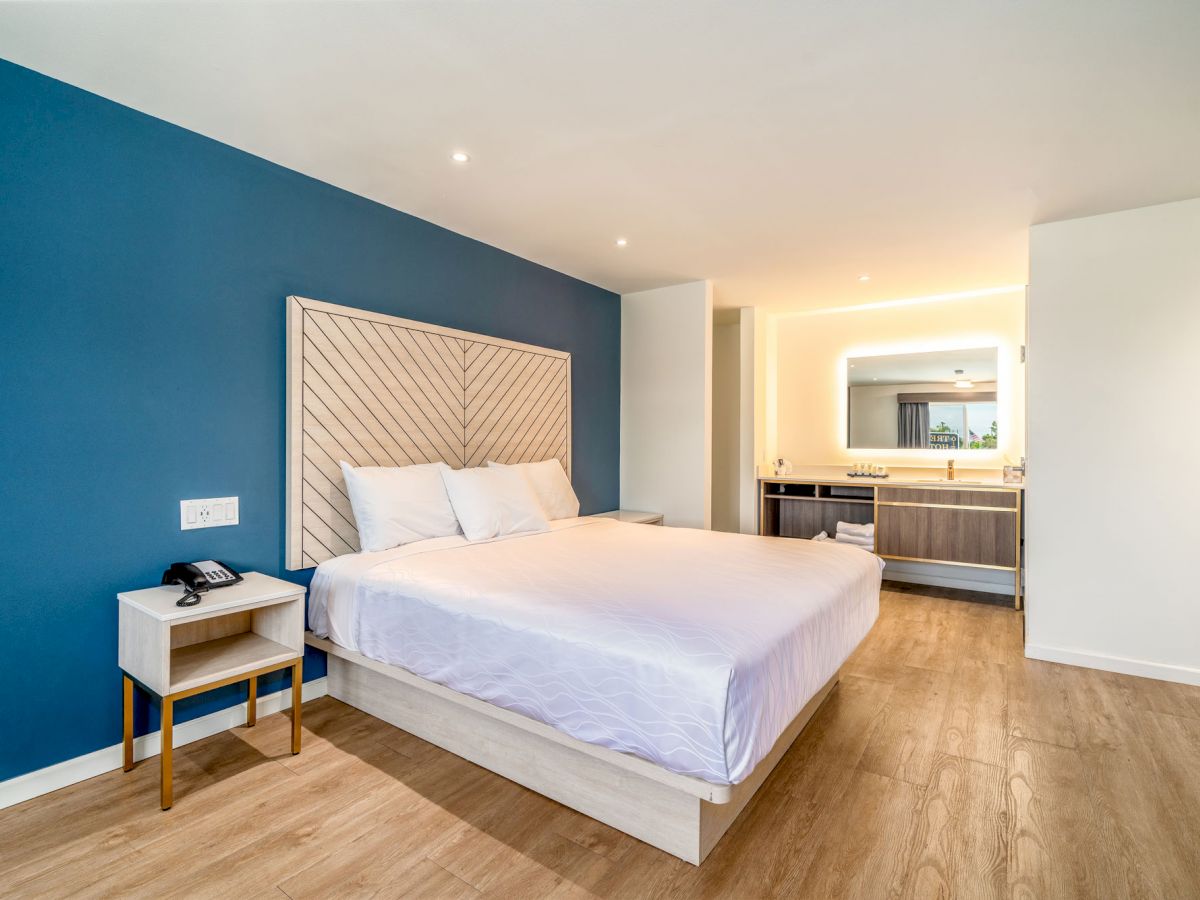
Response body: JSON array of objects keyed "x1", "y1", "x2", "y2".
[{"x1": 287, "y1": 296, "x2": 882, "y2": 863}]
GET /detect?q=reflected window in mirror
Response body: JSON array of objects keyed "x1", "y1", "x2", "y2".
[
  {"x1": 928, "y1": 401, "x2": 998, "y2": 449},
  {"x1": 847, "y1": 347, "x2": 999, "y2": 450}
]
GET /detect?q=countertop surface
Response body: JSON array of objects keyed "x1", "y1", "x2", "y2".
[{"x1": 758, "y1": 465, "x2": 1022, "y2": 489}]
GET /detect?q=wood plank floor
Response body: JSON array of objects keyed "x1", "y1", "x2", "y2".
[{"x1": 4, "y1": 585, "x2": 1199, "y2": 899}]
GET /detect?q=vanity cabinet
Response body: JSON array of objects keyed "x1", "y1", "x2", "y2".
[
  {"x1": 875, "y1": 485, "x2": 1018, "y2": 568},
  {"x1": 759, "y1": 477, "x2": 1023, "y2": 608}
]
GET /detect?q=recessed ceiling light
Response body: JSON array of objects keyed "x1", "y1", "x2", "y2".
[
  {"x1": 615, "y1": 238, "x2": 628, "y2": 247},
  {"x1": 858, "y1": 274, "x2": 871, "y2": 282},
  {"x1": 451, "y1": 151, "x2": 470, "y2": 163}
]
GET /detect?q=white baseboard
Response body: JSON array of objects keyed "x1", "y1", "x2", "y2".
[
  {"x1": 1025, "y1": 644, "x2": 1200, "y2": 687},
  {"x1": 0, "y1": 677, "x2": 328, "y2": 811}
]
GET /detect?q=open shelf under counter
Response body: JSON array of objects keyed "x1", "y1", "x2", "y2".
[
  {"x1": 764, "y1": 494, "x2": 874, "y2": 506},
  {"x1": 819, "y1": 483, "x2": 875, "y2": 502},
  {"x1": 761, "y1": 481, "x2": 816, "y2": 498}
]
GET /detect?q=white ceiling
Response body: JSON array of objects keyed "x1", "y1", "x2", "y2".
[
  {"x1": 2, "y1": 1, "x2": 1198, "y2": 311},
  {"x1": 847, "y1": 347, "x2": 997, "y2": 386}
]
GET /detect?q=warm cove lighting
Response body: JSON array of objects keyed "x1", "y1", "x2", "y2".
[
  {"x1": 451, "y1": 151, "x2": 470, "y2": 163},
  {"x1": 790, "y1": 284, "x2": 1026, "y2": 317}
]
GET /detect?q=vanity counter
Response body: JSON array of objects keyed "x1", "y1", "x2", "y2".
[{"x1": 758, "y1": 465, "x2": 1021, "y2": 490}]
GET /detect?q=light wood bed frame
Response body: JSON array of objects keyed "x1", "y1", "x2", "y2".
[
  {"x1": 286, "y1": 295, "x2": 840, "y2": 863},
  {"x1": 307, "y1": 634, "x2": 838, "y2": 865}
]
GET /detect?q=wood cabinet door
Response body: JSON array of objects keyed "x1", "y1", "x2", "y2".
[{"x1": 876, "y1": 505, "x2": 1017, "y2": 567}]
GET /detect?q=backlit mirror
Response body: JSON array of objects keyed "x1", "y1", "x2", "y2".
[{"x1": 847, "y1": 347, "x2": 998, "y2": 450}]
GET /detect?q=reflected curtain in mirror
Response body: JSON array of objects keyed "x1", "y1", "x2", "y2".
[{"x1": 897, "y1": 401, "x2": 930, "y2": 448}]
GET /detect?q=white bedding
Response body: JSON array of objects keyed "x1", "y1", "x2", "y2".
[{"x1": 309, "y1": 517, "x2": 881, "y2": 785}]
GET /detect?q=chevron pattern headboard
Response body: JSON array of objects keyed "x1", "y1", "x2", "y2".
[{"x1": 285, "y1": 295, "x2": 572, "y2": 569}]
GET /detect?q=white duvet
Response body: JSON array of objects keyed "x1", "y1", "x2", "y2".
[{"x1": 309, "y1": 518, "x2": 881, "y2": 785}]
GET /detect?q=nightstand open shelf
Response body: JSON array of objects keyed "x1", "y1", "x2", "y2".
[
  {"x1": 118, "y1": 572, "x2": 306, "y2": 809},
  {"x1": 169, "y1": 632, "x2": 298, "y2": 695}
]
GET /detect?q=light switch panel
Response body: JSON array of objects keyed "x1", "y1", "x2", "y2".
[{"x1": 180, "y1": 497, "x2": 239, "y2": 530}]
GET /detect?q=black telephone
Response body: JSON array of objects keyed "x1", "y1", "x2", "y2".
[{"x1": 162, "y1": 560, "x2": 243, "y2": 607}]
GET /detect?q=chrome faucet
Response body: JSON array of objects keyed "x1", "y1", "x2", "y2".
[{"x1": 947, "y1": 459, "x2": 956, "y2": 481}]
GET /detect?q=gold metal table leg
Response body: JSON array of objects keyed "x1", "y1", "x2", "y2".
[
  {"x1": 291, "y1": 660, "x2": 303, "y2": 755},
  {"x1": 246, "y1": 675, "x2": 257, "y2": 727},
  {"x1": 122, "y1": 675, "x2": 134, "y2": 772},
  {"x1": 160, "y1": 696, "x2": 174, "y2": 811}
]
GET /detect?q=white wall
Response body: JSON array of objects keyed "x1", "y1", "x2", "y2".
[
  {"x1": 621, "y1": 281, "x2": 713, "y2": 528},
  {"x1": 1027, "y1": 197, "x2": 1200, "y2": 685},
  {"x1": 772, "y1": 290, "x2": 1026, "y2": 469},
  {"x1": 711, "y1": 315, "x2": 740, "y2": 532},
  {"x1": 710, "y1": 307, "x2": 763, "y2": 534},
  {"x1": 738, "y1": 307, "x2": 762, "y2": 534}
]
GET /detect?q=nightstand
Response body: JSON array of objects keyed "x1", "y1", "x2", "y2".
[
  {"x1": 118, "y1": 572, "x2": 306, "y2": 809},
  {"x1": 592, "y1": 509, "x2": 665, "y2": 526}
]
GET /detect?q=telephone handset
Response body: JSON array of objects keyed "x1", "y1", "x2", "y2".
[{"x1": 161, "y1": 560, "x2": 243, "y2": 607}]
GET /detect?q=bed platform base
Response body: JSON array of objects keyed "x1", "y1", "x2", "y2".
[{"x1": 306, "y1": 634, "x2": 838, "y2": 865}]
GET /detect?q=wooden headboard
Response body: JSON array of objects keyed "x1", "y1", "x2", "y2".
[{"x1": 285, "y1": 295, "x2": 571, "y2": 569}]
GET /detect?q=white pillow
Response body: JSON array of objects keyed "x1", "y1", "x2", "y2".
[
  {"x1": 486, "y1": 458, "x2": 580, "y2": 520},
  {"x1": 339, "y1": 461, "x2": 461, "y2": 552},
  {"x1": 441, "y1": 465, "x2": 550, "y2": 542}
]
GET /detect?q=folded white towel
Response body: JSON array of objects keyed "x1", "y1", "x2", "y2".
[
  {"x1": 835, "y1": 528, "x2": 873, "y2": 541},
  {"x1": 839, "y1": 541, "x2": 875, "y2": 552},
  {"x1": 836, "y1": 521, "x2": 875, "y2": 538},
  {"x1": 811, "y1": 531, "x2": 829, "y2": 541},
  {"x1": 835, "y1": 532, "x2": 875, "y2": 548}
]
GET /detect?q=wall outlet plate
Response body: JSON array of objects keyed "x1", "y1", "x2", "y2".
[{"x1": 180, "y1": 497, "x2": 239, "y2": 530}]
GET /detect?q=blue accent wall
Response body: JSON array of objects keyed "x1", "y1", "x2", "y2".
[{"x1": 0, "y1": 60, "x2": 620, "y2": 783}]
